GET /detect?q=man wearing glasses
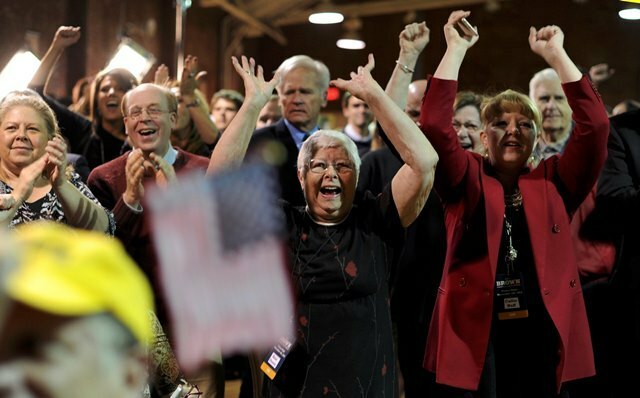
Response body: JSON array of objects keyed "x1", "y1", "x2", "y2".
[{"x1": 87, "y1": 83, "x2": 212, "y2": 397}]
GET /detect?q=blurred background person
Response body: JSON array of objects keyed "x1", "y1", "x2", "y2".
[
  {"x1": 209, "y1": 88, "x2": 243, "y2": 134},
  {"x1": 596, "y1": 106, "x2": 640, "y2": 398},
  {"x1": 29, "y1": 26, "x2": 138, "y2": 170},
  {"x1": 153, "y1": 57, "x2": 220, "y2": 157},
  {"x1": 529, "y1": 67, "x2": 573, "y2": 162},
  {"x1": 68, "y1": 74, "x2": 93, "y2": 118},
  {"x1": 452, "y1": 90, "x2": 484, "y2": 155},
  {"x1": 341, "y1": 91, "x2": 374, "y2": 158},
  {"x1": 611, "y1": 98, "x2": 640, "y2": 116},
  {"x1": 255, "y1": 94, "x2": 282, "y2": 129}
]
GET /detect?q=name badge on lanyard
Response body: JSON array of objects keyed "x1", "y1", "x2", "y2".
[
  {"x1": 495, "y1": 272, "x2": 529, "y2": 320},
  {"x1": 260, "y1": 336, "x2": 294, "y2": 380}
]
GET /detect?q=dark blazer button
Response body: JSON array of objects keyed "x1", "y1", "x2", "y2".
[
  {"x1": 552, "y1": 224, "x2": 560, "y2": 233},
  {"x1": 570, "y1": 279, "x2": 577, "y2": 288},
  {"x1": 458, "y1": 277, "x2": 467, "y2": 287}
]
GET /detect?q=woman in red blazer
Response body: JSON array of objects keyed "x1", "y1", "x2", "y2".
[{"x1": 419, "y1": 11, "x2": 609, "y2": 397}]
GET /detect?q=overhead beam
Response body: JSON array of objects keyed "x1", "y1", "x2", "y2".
[
  {"x1": 200, "y1": 0, "x2": 288, "y2": 45},
  {"x1": 273, "y1": 0, "x2": 491, "y2": 26}
]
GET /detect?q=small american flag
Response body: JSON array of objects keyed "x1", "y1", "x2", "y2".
[{"x1": 148, "y1": 164, "x2": 293, "y2": 372}]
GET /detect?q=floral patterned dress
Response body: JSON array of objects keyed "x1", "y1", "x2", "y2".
[
  {"x1": 0, "y1": 172, "x2": 116, "y2": 235},
  {"x1": 265, "y1": 188, "x2": 403, "y2": 397}
]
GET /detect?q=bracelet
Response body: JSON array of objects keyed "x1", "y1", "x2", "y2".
[
  {"x1": 395, "y1": 60, "x2": 415, "y2": 74},
  {"x1": 185, "y1": 98, "x2": 200, "y2": 108}
]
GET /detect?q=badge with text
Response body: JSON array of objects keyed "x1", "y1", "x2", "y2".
[
  {"x1": 495, "y1": 273, "x2": 529, "y2": 320},
  {"x1": 260, "y1": 336, "x2": 294, "y2": 380}
]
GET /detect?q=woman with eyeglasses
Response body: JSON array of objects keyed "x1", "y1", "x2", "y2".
[
  {"x1": 29, "y1": 26, "x2": 138, "y2": 171},
  {"x1": 246, "y1": 54, "x2": 439, "y2": 397},
  {"x1": 453, "y1": 90, "x2": 484, "y2": 155},
  {"x1": 419, "y1": 10, "x2": 609, "y2": 397},
  {"x1": 0, "y1": 90, "x2": 114, "y2": 233}
]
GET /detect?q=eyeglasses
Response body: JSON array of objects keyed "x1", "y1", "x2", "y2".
[
  {"x1": 127, "y1": 106, "x2": 170, "y2": 120},
  {"x1": 452, "y1": 121, "x2": 480, "y2": 132},
  {"x1": 308, "y1": 159, "x2": 354, "y2": 175}
]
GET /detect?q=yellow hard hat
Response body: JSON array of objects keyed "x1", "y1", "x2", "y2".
[{"x1": 2, "y1": 222, "x2": 154, "y2": 343}]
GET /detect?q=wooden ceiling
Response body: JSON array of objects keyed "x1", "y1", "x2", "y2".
[{"x1": 199, "y1": 0, "x2": 498, "y2": 45}]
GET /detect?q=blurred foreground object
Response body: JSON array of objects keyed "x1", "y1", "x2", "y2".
[
  {"x1": 148, "y1": 164, "x2": 293, "y2": 373},
  {"x1": 0, "y1": 222, "x2": 154, "y2": 397}
]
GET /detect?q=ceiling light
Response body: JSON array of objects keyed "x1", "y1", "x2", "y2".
[
  {"x1": 619, "y1": 8, "x2": 640, "y2": 19},
  {"x1": 337, "y1": 36, "x2": 366, "y2": 50},
  {"x1": 309, "y1": 1, "x2": 344, "y2": 24},
  {"x1": 309, "y1": 12, "x2": 344, "y2": 24},
  {"x1": 104, "y1": 38, "x2": 156, "y2": 81},
  {"x1": 0, "y1": 50, "x2": 40, "y2": 99},
  {"x1": 337, "y1": 18, "x2": 365, "y2": 50}
]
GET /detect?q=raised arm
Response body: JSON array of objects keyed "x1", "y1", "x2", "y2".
[
  {"x1": 179, "y1": 55, "x2": 220, "y2": 145},
  {"x1": 385, "y1": 22, "x2": 430, "y2": 109},
  {"x1": 420, "y1": 11, "x2": 478, "y2": 195},
  {"x1": 433, "y1": 10, "x2": 478, "y2": 81},
  {"x1": 29, "y1": 26, "x2": 81, "y2": 96},
  {"x1": 206, "y1": 56, "x2": 279, "y2": 174},
  {"x1": 530, "y1": 26, "x2": 609, "y2": 210},
  {"x1": 528, "y1": 26, "x2": 582, "y2": 84},
  {"x1": 333, "y1": 54, "x2": 438, "y2": 227}
]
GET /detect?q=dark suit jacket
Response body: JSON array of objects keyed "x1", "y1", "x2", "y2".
[
  {"x1": 249, "y1": 119, "x2": 305, "y2": 206},
  {"x1": 597, "y1": 109, "x2": 640, "y2": 358},
  {"x1": 599, "y1": 109, "x2": 640, "y2": 289}
]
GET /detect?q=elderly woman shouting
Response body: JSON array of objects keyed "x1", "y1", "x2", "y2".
[
  {"x1": 0, "y1": 90, "x2": 114, "y2": 233},
  {"x1": 206, "y1": 54, "x2": 437, "y2": 397},
  {"x1": 266, "y1": 54, "x2": 437, "y2": 397},
  {"x1": 420, "y1": 11, "x2": 609, "y2": 398}
]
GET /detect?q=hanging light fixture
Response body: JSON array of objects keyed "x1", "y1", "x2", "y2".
[
  {"x1": 309, "y1": 0, "x2": 344, "y2": 24},
  {"x1": 620, "y1": 0, "x2": 640, "y2": 20},
  {"x1": 336, "y1": 18, "x2": 365, "y2": 50},
  {"x1": 104, "y1": 37, "x2": 156, "y2": 81}
]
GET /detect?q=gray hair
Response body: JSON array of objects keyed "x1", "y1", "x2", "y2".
[
  {"x1": 276, "y1": 55, "x2": 330, "y2": 93},
  {"x1": 297, "y1": 130, "x2": 361, "y2": 181},
  {"x1": 529, "y1": 68, "x2": 560, "y2": 99}
]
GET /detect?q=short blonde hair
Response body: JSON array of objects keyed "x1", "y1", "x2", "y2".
[
  {"x1": 0, "y1": 89, "x2": 59, "y2": 139},
  {"x1": 481, "y1": 89, "x2": 542, "y2": 134}
]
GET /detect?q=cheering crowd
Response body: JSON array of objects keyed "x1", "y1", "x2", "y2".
[{"x1": 0, "y1": 9, "x2": 638, "y2": 398}]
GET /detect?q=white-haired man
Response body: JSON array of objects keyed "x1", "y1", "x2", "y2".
[{"x1": 249, "y1": 55, "x2": 330, "y2": 205}]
